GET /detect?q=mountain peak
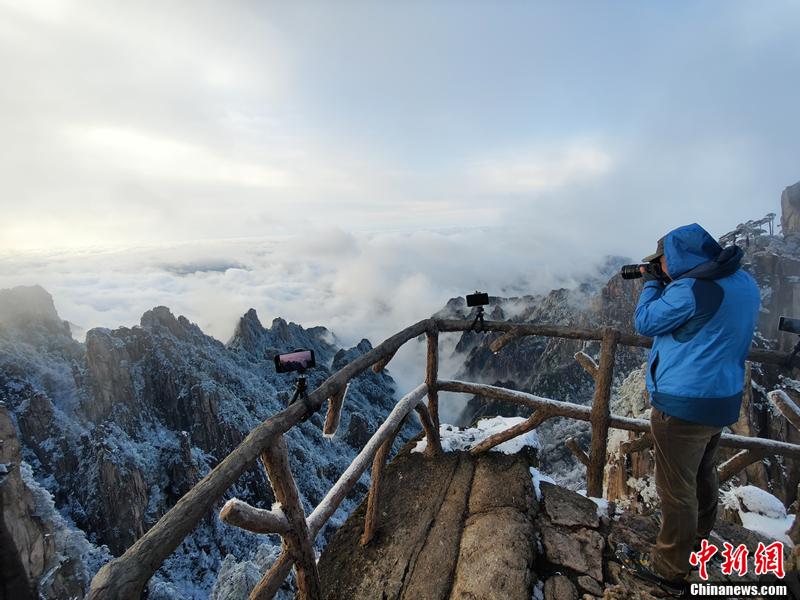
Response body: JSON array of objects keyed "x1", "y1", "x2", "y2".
[
  {"x1": 781, "y1": 180, "x2": 800, "y2": 237},
  {"x1": 0, "y1": 285, "x2": 71, "y2": 340},
  {"x1": 242, "y1": 308, "x2": 261, "y2": 326},
  {"x1": 140, "y1": 306, "x2": 196, "y2": 340}
]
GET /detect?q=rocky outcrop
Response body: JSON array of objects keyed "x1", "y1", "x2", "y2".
[
  {"x1": 87, "y1": 435, "x2": 150, "y2": 555},
  {"x1": 318, "y1": 446, "x2": 537, "y2": 600},
  {"x1": 228, "y1": 311, "x2": 337, "y2": 366},
  {"x1": 1, "y1": 403, "x2": 45, "y2": 599},
  {"x1": 782, "y1": 181, "x2": 800, "y2": 237},
  {"x1": 318, "y1": 444, "x2": 797, "y2": 600},
  {"x1": 450, "y1": 454, "x2": 536, "y2": 599},
  {"x1": 0, "y1": 403, "x2": 86, "y2": 599},
  {"x1": 0, "y1": 286, "x2": 406, "y2": 597},
  {"x1": 0, "y1": 285, "x2": 73, "y2": 346},
  {"x1": 83, "y1": 327, "x2": 139, "y2": 423}
]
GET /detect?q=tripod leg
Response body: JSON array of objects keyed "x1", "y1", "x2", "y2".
[
  {"x1": 288, "y1": 386, "x2": 301, "y2": 407},
  {"x1": 298, "y1": 391, "x2": 313, "y2": 422},
  {"x1": 470, "y1": 314, "x2": 479, "y2": 332}
]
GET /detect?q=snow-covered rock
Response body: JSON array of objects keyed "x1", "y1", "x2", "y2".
[
  {"x1": 412, "y1": 416, "x2": 540, "y2": 455},
  {"x1": 0, "y1": 285, "x2": 412, "y2": 598},
  {"x1": 721, "y1": 485, "x2": 795, "y2": 546}
]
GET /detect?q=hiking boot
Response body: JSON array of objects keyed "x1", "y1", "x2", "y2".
[{"x1": 615, "y1": 543, "x2": 690, "y2": 597}]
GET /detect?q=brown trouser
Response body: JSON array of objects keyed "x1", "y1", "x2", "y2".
[{"x1": 650, "y1": 407, "x2": 723, "y2": 581}]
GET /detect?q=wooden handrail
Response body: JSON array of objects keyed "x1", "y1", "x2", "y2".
[
  {"x1": 88, "y1": 319, "x2": 432, "y2": 599},
  {"x1": 260, "y1": 384, "x2": 430, "y2": 594},
  {"x1": 437, "y1": 380, "x2": 800, "y2": 459},
  {"x1": 436, "y1": 319, "x2": 799, "y2": 367},
  {"x1": 87, "y1": 314, "x2": 800, "y2": 599}
]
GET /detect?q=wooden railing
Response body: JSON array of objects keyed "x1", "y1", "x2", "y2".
[{"x1": 87, "y1": 318, "x2": 800, "y2": 599}]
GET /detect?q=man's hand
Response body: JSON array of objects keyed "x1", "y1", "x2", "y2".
[{"x1": 640, "y1": 265, "x2": 663, "y2": 283}]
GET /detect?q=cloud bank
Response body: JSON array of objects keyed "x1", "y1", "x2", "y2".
[{"x1": 0, "y1": 1, "x2": 797, "y2": 405}]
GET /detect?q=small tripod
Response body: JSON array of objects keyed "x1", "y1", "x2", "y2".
[
  {"x1": 786, "y1": 339, "x2": 800, "y2": 369},
  {"x1": 287, "y1": 372, "x2": 312, "y2": 421},
  {"x1": 470, "y1": 306, "x2": 485, "y2": 332}
]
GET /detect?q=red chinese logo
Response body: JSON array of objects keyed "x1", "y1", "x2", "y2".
[
  {"x1": 689, "y1": 539, "x2": 785, "y2": 581},
  {"x1": 754, "y1": 541, "x2": 785, "y2": 578},
  {"x1": 720, "y1": 542, "x2": 748, "y2": 577},
  {"x1": 689, "y1": 539, "x2": 718, "y2": 581}
]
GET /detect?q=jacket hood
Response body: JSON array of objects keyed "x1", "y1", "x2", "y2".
[
  {"x1": 663, "y1": 223, "x2": 741, "y2": 280},
  {"x1": 678, "y1": 245, "x2": 744, "y2": 280}
]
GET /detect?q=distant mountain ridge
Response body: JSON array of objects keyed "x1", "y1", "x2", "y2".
[{"x1": 0, "y1": 286, "x2": 408, "y2": 598}]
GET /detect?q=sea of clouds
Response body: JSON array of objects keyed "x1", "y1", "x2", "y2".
[{"x1": 0, "y1": 225, "x2": 615, "y2": 413}]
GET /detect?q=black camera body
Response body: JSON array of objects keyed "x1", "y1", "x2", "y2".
[
  {"x1": 779, "y1": 316, "x2": 800, "y2": 335},
  {"x1": 620, "y1": 263, "x2": 665, "y2": 281},
  {"x1": 779, "y1": 317, "x2": 800, "y2": 368}
]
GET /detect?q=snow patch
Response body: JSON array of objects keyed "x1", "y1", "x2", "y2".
[
  {"x1": 780, "y1": 377, "x2": 800, "y2": 394},
  {"x1": 721, "y1": 485, "x2": 795, "y2": 547},
  {"x1": 577, "y1": 490, "x2": 611, "y2": 519},
  {"x1": 723, "y1": 485, "x2": 787, "y2": 519},
  {"x1": 739, "y1": 512, "x2": 795, "y2": 547},
  {"x1": 531, "y1": 579, "x2": 545, "y2": 600},
  {"x1": 625, "y1": 475, "x2": 659, "y2": 509},
  {"x1": 412, "y1": 417, "x2": 540, "y2": 455},
  {"x1": 529, "y1": 467, "x2": 556, "y2": 501}
]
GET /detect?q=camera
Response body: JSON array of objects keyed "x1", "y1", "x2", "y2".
[
  {"x1": 466, "y1": 291, "x2": 489, "y2": 332},
  {"x1": 620, "y1": 263, "x2": 665, "y2": 281},
  {"x1": 779, "y1": 316, "x2": 800, "y2": 335},
  {"x1": 466, "y1": 291, "x2": 489, "y2": 307},
  {"x1": 274, "y1": 349, "x2": 316, "y2": 373}
]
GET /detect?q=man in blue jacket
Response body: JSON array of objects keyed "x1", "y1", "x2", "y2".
[{"x1": 633, "y1": 223, "x2": 760, "y2": 589}]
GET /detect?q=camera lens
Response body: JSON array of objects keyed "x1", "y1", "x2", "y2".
[{"x1": 620, "y1": 264, "x2": 644, "y2": 280}]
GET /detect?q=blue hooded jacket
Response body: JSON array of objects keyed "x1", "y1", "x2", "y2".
[{"x1": 634, "y1": 223, "x2": 760, "y2": 427}]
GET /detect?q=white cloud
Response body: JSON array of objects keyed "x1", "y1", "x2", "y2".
[
  {"x1": 475, "y1": 142, "x2": 614, "y2": 193},
  {"x1": 67, "y1": 125, "x2": 295, "y2": 188},
  {"x1": 0, "y1": 226, "x2": 617, "y2": 398}
]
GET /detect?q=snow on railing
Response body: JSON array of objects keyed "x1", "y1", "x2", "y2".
[{"x1": 87, "y1": 318, "x2": 800, "y2": 600}]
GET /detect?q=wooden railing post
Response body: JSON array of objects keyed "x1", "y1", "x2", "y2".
[
  {"x1": 415, "y1": 403, "x2": 443, "y2": 457},
  {"x1": 426, "y1": 327, "x2": 440, "y2": 430},
  {"x1": 253, "y1": 436, "x2": 321, "y2": 600},
  {"x1": 361, "y1": 416, "x2": 407, "y2": 546},
  {"x1": 586, "y1": 327, "x2": 619, "y2": 498}
]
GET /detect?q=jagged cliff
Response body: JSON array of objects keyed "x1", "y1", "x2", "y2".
[
  {"x1": 0, "y1": 286, "x2": 410, "y2": 598},
  {"x1": 317, "y1": 441, "x2": 797, "y2": 599}
]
